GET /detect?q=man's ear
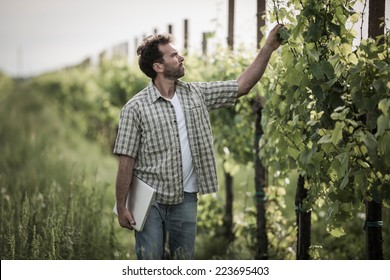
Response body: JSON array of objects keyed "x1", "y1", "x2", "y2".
[{"x1": 153, "y1": 63, "x2": 164, "y2": 73}]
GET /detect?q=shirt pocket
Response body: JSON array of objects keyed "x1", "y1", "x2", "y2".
[
  {"x1": 143, "y1": 117, "x2": 174, "y2": 154},
  {"x1": 188, "y1": 104, "x2": 211, "y2": 134}
]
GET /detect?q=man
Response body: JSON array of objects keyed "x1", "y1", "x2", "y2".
[{"x1": 114, "y1": 24, "x2": 283, "y2": 259}]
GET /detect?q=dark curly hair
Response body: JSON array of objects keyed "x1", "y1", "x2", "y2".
[{"x1": 137, "y1": 33, "x2": 174, "y2": 79}]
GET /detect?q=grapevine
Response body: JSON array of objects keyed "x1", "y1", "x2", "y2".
[{"x1": 261, "y1": 0, "x2": 390, "y2": 237}]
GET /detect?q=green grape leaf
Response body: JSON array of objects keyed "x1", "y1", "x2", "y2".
[
  {"x1": 329, "y1": 227, "x2": 346, "y2": 238},
  {"x1": 376, "y1": 114, "x2": 389, "y2": 137},
  {"x1": 362, "y1": 132, "x2": 378, "y2": 162},
  {"x1": 331, "y1": 121, "x2": 344, "y2": 145},
  {"x1": 378, "y1": 98, "x2": 390, "y2": 116},
  {"x1": 310, "y1": 62, "x2": 325, "y2": 80},
  {"x1": 318, "y1": 134, "x2": 332, "y2": 144},
  {"x1": 278, "y1": 26, "x2": 290, "y2": 45}
]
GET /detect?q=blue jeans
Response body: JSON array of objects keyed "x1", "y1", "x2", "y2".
[{"x1": 134, "y1": 192, "x2": 198, "y2": 260}]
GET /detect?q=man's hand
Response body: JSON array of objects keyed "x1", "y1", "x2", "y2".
[
  {"x1": 118, "y1": 206, "x2": 136, "y2": 230},
  {"x1": 277, "y1": 26, "x2": 290, "y2": 45},
  {"x1": 265, "y1": 24, "x2": 285, "y2": 51}
]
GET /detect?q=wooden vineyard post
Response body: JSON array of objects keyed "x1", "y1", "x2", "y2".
[
  {"x1": 227, "y1": 0, "x2": 235, "y2": 50},
  {"x1": 224, "y1": 171, "x2": 234, "y2": 243},
  {"x1": 253, "y1": 95, "x2": 268, "y2": 259},
  {"x1": 251, "y1": 0, "x2": 268, "y2": 260},
  {"x1": 364, "y1": 0, "x2": 385, "y2": 260},
  {"x1": 295, "y1": 175, "x2": 311, "y2": 259}
]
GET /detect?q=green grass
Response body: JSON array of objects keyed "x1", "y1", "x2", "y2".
[{"x1": 0, "y1": 80, "x2": 134, "y2": 259}]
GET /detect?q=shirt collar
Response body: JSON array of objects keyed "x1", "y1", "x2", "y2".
[{"x1": 147, "y1": 80, "x2": 187, "y2": 104}]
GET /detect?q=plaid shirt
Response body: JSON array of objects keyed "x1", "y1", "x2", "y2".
[{"x1": 113, "y1": 79, "x2": 238, "y2": 204}]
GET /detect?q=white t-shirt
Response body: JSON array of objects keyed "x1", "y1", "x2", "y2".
[{"x1": 169, "y1": 93, "x2": 198, "y2": 193}]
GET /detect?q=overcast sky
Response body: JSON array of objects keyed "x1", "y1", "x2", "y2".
[
  {"x1": 0, "y1": 0, "x2": 259, "y2": 77},
  {"x1": 0, "y1": 0, "x2": 388, "y2": 77}
]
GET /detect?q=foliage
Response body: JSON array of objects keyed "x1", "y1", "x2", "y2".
[
  {"x1": 260, "y1": 0, "x2": 390, "y2": 239},
  {"x1": 0, "y1": 80, "x2": 126, "y2": 259},
  {"x1": 186, "y1": 48, "x2": 255, "y2": 168},
  {"x1": 196, "y1": 194, "x2": 228, "y2": 259},
  {"x1": 29, "y1": 59, "x2": 148, "y2": 151},
  {"x1": 237, "y1": 185, "x2": 296, "y2": 260}
]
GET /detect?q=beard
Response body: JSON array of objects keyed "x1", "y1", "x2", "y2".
[{"x1": 163, "y1": 64, "x2": 185, "y2": 80}]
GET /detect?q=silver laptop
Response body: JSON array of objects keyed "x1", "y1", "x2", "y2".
[{"x1": 113, "y1": 176, "x2": 156, "y2": 231}]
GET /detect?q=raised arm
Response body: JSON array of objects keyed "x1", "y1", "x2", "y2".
[{"x1": 236, "y1": 24, "x2": 283, "y2": 97}]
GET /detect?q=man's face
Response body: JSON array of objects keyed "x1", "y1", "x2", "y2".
[{"x1": 158, "y1": 43, "x2": 185, "y2": 80}]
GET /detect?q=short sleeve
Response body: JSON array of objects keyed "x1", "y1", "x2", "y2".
[
  {"x1": 191, "y1": 80, "x2": 238, "y2": 110},
  {"x1": 113, "y1": 106, "x2": 140, "y2": 157}
]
